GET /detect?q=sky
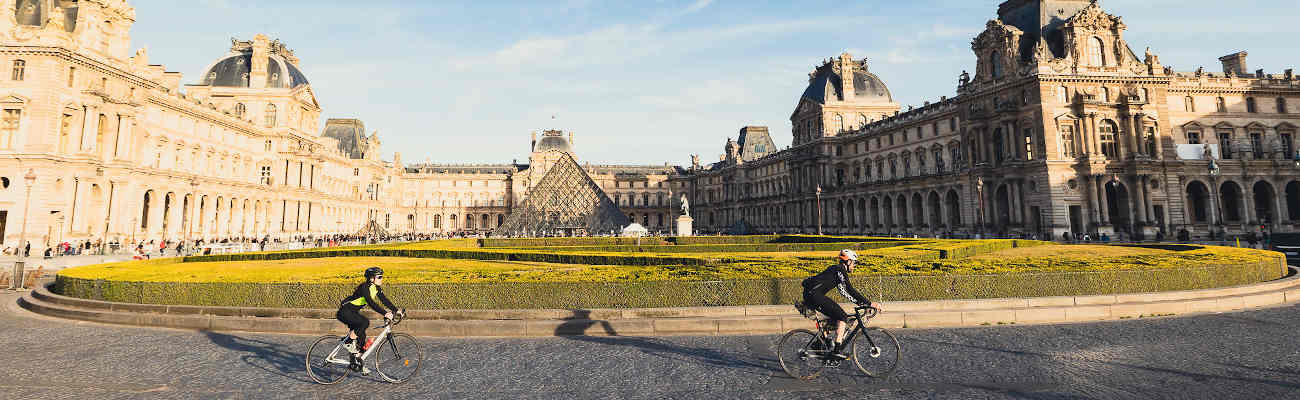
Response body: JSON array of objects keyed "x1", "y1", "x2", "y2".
[{"x1": 128, "y1": 0, "x2": 1299, "y2": 166}]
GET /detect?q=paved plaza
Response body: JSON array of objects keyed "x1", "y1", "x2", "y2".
[{"x1": 2, "y1": 291, "x2": 1298, "y2": 399}]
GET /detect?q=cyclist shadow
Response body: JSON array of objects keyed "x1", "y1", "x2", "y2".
[
  {"x1": 203, "y1": 330, "x2": 315, "y2": 384},
  {"x1": 554, "y1": 310, "x2": 780, "y2": 377}
]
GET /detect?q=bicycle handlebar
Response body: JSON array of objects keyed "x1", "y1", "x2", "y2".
[{"x1": 380, "y1": 308, "x2": 406, "y2": 328}]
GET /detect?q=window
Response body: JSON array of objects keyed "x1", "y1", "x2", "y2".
[
  {"x1": 835, "y1": 114, "x2": 844, "y2": 133},
  {"x1": 889, "y1": 159, "x2": 897, "y2": 178},
  {"x1": 1184, "y1": 96, "x2": 1195, "y2": 112},
  {"x1": 67, "y1": 67, "x2": 75, "y2": 87},
  {"x1": 951, "y1": 146, "x2": 961, "y2": 168},
  {"x1": 260, "y1": 166, "x2": 272, "y2": 185},
  {"x1": 1060, "y1": 125, "x2": 1077, "y2": 158},
  {"x1": 1279, "y1": 97, "x2": 1288, "y2": 114},
  {"x1": 902, "y1": 158, "x2": 911, "y2": 177},
  {"x1": 933, "y1": 149, "x2": 944, "y2": 173},
  {"x1": 1099, "y1": 120, "x2": 1118, "y2": 157},
  {"x1": 10, "y1": 60, "x2": 24, "y2": 81},
  {"x1": 990, "y1": 51, "x2": 1002, "y2": 78},
  {"x1": 1145, "y1": 127, "x2": 1156, "y2": 155},
  {"x1": 1088, "y1": 37, "x2": 1105, "y2": 66},
  {"x1": 0, "y1": 109, "x2": 20, "y2": 149},
  {"x1": 1024, "y1": 128, "x2": 1035, "y2": 160},
  {"x1": 1186, "y1": 130, "x2": 1201, "y2": 145},
  {"x1": 1216, "y1": 97, "x2": 1226, "y2": 112},
  {"x1": 1101, "y1": 87, "x2": 1110, "y2": 102},
  {"x1": 1246, "y1": 97, "x2": 1257, "y2": 113},
  {"x1": 1283, "y1": 131, "x2": 1295, "y2": 157},
  {"x1": 1218, "y1": 132, "x2": 1233, "y2": 159},
  {"x1": 264, "y1": 104, "x2": 277, "y2": 127},
  {"x1": 949, "y1": 118, "x2": 957, "y2": 131},
  {"x1": 234, "y1": 103, "x2": 246, "y2": 118},
  {"x1": 1251, "y1": 131, "x2": 1264, "y2": 159},
  {"x1": 59, "y1": 114, "x2": 72, "y2": 153}
]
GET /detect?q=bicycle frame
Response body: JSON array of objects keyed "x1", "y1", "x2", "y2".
[
  {"x1": 324, "y1": 321, "x2": 395, "y2": 366},
  {"x1": 811, "y1": 307, "x2": 879, "y2": 356}
]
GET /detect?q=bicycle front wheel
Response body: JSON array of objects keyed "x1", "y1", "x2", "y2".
[
  {"x1": 374, "y1": 333, "x2": 423, "y2": 384},
  {"x1": 851, "y1": 328, "x2": 900, "y2": 377},
  {"x1": 776, "y1": 329, "x2": 826, "y2": 380},
  {"x1": 305, "y1": 335, "x2": 350, "y2": 385}
]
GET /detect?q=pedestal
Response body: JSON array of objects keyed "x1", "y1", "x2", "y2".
[{"x1": 676, "y1": 216, "x2": 694, "y2": 237}]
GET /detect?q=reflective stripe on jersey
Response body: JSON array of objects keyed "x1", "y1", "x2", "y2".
[
  {"x1": 836, "y1": 271, "x2": 854, "y2": 300},
  {"x1": 349, "y1": 296, "x2": 366, "y2": 306}
]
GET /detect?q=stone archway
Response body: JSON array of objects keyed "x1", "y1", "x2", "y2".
[
  {"x1": 1253, "y1": 180, "x2": 1277, "y2": 226},
  {"x1": 1287, "y1": 181, "x2": 1300, "y2": 221},
  {"x1": 1186, "y1": 181, "x2": 1211, "y2": 223},
  {"x1": 928, "y1": 191, "x2": 942, "y2": 228},
  {"x1": 911, "y1": 192, "x2": 924, "y2": 229},
  {"x1": 1106, "y1": 180, "x2": 1132, "y2": 233},
  {"x1": 945, "y1": 190, "x2": 961, "y2": 228},
  {"x1": 995, "y1": 184, "x2": 1011, "y2": 229}
]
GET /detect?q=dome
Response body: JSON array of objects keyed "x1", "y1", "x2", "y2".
[
  {"x1": 534, "y1": 135, "x2": 573, "y2": 153},
  {"x1": 198, "y1": 51, "x2": 309, "y2": 88},
  {"x1": 800, "y1": 67, "x2": 893, "y2": 104}
]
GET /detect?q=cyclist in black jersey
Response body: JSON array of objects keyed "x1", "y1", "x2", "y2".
[
  {"x1": 337, "y1": 267, "x2": 400, "y2": 359},
  {"x1": 802, "y1": 249, "x2": 883, "y2": 359}
]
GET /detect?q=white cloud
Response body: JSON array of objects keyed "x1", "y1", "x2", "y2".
[{"x1": 684, "y1": 0, "x2": 713, "y2": 14}]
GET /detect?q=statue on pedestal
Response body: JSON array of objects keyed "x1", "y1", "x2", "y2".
[{"x1": 680, "y1": 194, "x2": 690, "y2": 217}]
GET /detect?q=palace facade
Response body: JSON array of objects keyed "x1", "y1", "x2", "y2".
[
  {"x1": 0, "y1": 0, "x2": 679, "y2": 248},
  {"x1": 678, "y1": 0, "x2": 1300, "y2": 239}
]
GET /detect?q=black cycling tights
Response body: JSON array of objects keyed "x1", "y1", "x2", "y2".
[{"x1": 336, "y1": 308, "x2": 370, "y2": 350}]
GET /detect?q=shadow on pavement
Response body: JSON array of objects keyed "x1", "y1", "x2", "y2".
[
  {"x1": 555, "y1": 310, "x2": 779, "y2": 377},
  {"x1": 203, "y1": 330, "x2": 314, "y2": 384}
]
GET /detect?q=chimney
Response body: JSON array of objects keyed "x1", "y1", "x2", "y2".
[
  {"x1": 250, "y1": 34, "x2": 270, "y2": 89},
  {"x1": 838, "y1": 53, "x2": 856, "y2": 102},
  {"x1": 1218, "y1": 51, "x2": 1248, "y2": 76}
]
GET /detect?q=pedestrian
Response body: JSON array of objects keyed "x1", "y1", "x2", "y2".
[{"x1": 24, "y1": 241, "x2": 30, "y2": 257}]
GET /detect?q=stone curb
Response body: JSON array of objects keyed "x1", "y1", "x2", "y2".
[{"x1": 19, "y1": 267, "x2": 1300, "y2": 337}]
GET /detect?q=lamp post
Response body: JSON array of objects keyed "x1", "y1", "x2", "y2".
[
  {"x1": 185, "y1": 180, "x2": 198, "y2": 255},
  {"x1": 11, "y1": 169, "x2": 35, "y2": 290},
  {"x1": 815, "y1": 185, "x2": 823, "y2": 235}
]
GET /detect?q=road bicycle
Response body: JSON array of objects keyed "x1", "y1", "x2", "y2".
[
  {"x1": 305, "y1": 309, "x2": 423, "y2": 384},
  {"x1": 776, "y1": 302, "x2": 900, "y2": 380}
]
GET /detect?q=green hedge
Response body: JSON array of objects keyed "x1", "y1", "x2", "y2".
[
  {"x1": 502, "y1": 241, "x2": 911, "y2": 254},
  {"x1": 56, "y1": 255, "x2": 1285, "y2": 309},
  {"x1": 183, "y1": 248, "x2": 709, "y2": 266},
  {"x1": 480, "y1": 237, "x2": 671, "y2": 248}
]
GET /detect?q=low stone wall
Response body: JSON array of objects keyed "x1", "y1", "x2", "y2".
[{"x1": 54, "y1": 256, "x2": 1285, "y2": 309}]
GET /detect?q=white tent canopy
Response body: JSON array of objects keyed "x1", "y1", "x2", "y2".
[{"x1": 621, "y1": 223, "x2": 648, "y2": 237}]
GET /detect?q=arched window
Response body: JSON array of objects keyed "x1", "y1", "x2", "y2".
[
  {"x1": 858, "y1": 113, "x2": 868, "y2": 128},
  {"x1": 264, "y1": 104, "x2": 277, "y2": 127},
  {"x1": 1246, "y1": 97, "x2": 1257, "y2": 113},
  {"x1": 1099, "y1": 120, "x2": 1119, "y2": 157},
  {"x1": 1278, "y1": 97, "x2": 1288, "y2": 114},
  {"x1": 990, "y1": 51, "x2": 1002, "y2": 78},
  {"x1": 10, "y1": 59, "x2": 24, "y2": 81},
  {"x1": 234, "y1": 103, "x2": 246, "y2": 118},
  {"x1": 1088, "y1": 37, "x2": 1105, "y2": 66},
  {"x1": 1216, "y1": 97, "x2": 1226, "y2": 112},
  {"x1": 1184, "y1": 96, "x2": 1195, "y2": 112}
]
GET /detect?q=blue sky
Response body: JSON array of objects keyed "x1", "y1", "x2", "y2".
[{"x1": 130, "y1": 0, "x2": 1298, "y2": 165}]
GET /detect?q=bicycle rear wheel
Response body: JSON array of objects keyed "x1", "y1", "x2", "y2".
[
  {"x1": 776, "y1": 329, "x2": 826, "y2": 380},
  {"x1": 851, "y1": 328, "x2": 900, "y2": 377},
  {"x1": 374, "y1": 333, "x2": 423, "y2": 384},
  {"x1": 306, "y1": 335, "x2": 350, "y2": 385}
]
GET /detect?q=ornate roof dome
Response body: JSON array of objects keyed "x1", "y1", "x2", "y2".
[
  {"x1": 533, "y1": 130, "x2": 573, "y2": 153},
  {"x1": 197, "y1": 38, "x2": 309, "y2": 88},
  {"x1": 800, "y1": 55, "x2": 893, "y2": 104}
]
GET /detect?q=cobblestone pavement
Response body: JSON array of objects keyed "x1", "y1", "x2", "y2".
[{"x1": 3, "y1": 293, "x2": 1299, "y2": 399}]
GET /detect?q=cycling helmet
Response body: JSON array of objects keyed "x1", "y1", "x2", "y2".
[
  {"x1": 838, "y1": 249, "x2": 858, "y2": 262},
  {"x1": 364, "y1": 267, "x2": 384, "y2": 280}
]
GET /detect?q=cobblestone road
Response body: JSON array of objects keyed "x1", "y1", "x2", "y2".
[{"x1": 3, "y1": 293, "x2": 1299, "y2": 399}]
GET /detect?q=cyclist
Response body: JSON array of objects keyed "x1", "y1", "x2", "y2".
[
  {"x1": 337, "y1": 267, "x2": 400, "y2": 371},
  {"x1": 801, "y1": 249, "x2": 882, "y2": 359}
]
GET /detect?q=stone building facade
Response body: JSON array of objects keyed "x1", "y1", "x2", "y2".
[
  {"x1": 680, "y1": 0, "x2": 1300, "y2": 240},
  {"x1": 0, "y1": 0, "x2": 682, "y2": 249}
]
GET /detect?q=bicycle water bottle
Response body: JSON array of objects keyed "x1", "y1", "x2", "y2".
[{"x1": 365, "y1": 338, "x2": 374, "y2": 350}]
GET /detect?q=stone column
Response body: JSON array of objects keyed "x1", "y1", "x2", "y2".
[
  {"x1": 1128, "y1": 114, "x2": 1141, "y2": 158},
  {"x1": 115, "y1": 114, "x2": 133, "y2": 160},
  {"x1": 1132, "y1": 177, "x2": 1148, "y2": 223},
  {"x1": 1096, "y1": 176, "x2": 1110, "y2": 225},
  {"x1": 79, "y1": 106, "x2": 99, "y2": 153},
  {"x1": 1244, "y1": 184, "x2": 1257, "y2": 224},
  {"x1": 1277, "y1": 181, "x2": 1290, "y2": 225}
]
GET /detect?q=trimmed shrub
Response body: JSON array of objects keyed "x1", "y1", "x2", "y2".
[
  {"x1": 183, "y1": 248, "x2": 710, "y2": 266},
  {"x1": 501, "y1": 241, "x2": 912, "y2": 254},
  {"x1": 54, "y1": 256, "x2": 1285, "y2": 309}
]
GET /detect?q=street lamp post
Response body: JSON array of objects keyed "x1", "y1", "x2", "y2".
[
  {"x1": 11, "y1": 169, "x2": 35, "y2": 290},
  {"x1": 815, "y1": 185, "x2": 823, "y2": 235},
  {"x1": 185, "y1": 180, "x2": 198, "y2": 255}
]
